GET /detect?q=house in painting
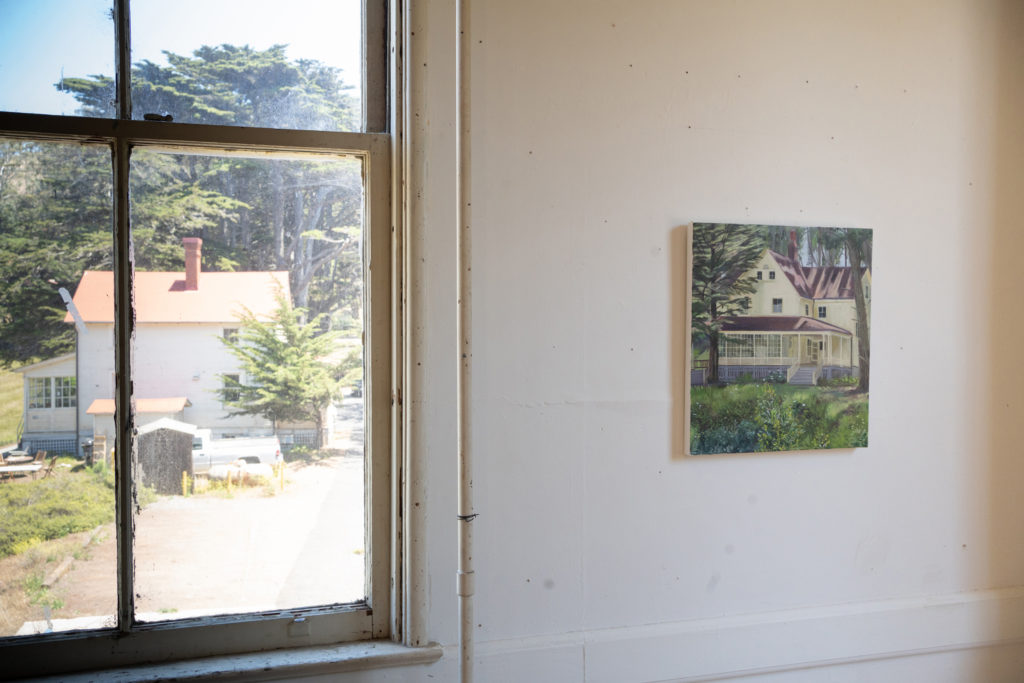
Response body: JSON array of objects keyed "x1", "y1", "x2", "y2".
[
  {"x1": 15, "y1": 237, "x2": 323, "y2": 456},
  {"x1": 716, "y1": 231, "x2": 871, "y2": 385}
]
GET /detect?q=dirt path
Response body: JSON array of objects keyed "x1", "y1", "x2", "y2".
[{"x1": 13, "y1": 452, "x2": 364, "y2": 635}]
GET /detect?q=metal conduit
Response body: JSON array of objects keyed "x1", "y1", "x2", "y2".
[{"x1": 456, "y1": 0, "x2": 476, "y2": 680}]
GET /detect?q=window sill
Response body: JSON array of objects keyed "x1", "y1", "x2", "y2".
[{"x1": 31, "y1": 640, "x2": 443, "y2": 682}]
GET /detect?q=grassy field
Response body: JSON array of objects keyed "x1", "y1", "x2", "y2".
[
  {"x1": 691, "y1": 382, "x2": 868, "y2": 454},
  {"x1": 0, "y1": 367, "x2": 22, "y2": 447}
]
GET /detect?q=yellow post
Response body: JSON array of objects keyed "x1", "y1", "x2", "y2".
[
  {"x1": 181, "y1": 470, "x2": 188, "y2": 497},
  {"x1": 279, "y1": 462, "x2": 285, "y2": 491}
]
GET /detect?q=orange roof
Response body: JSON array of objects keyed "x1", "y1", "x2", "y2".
[
  {"x1": 86, "y1": 397, "x2": 191, "y2": 415},
  {"x1": 65, "y1": 270, "x2": 290, "y2": 324}
]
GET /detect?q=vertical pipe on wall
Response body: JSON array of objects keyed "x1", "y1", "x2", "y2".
[{"x1": 456, "y1": 0, "x2": 476, "y2": 680}]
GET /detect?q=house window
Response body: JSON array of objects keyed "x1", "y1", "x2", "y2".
[
  {"x1": 222, "y1": 374, "x2": 240, "y2": 403},
  {"x1": 818, "y1": 306, "x2": 827, "y2": 318},
  {"x1": 865, "y1": 284, "x2": 870, "y2": 299},
  {"x1": 768, "y1": 335, "x2": 781, "y2": 358},
  {"x1": 54, "y1": 377, "x2": 76, "y2": 408},
  {"x1": 756, "y1": 271, "x2": 763, "y2": 280},
  {"x1": 772, "y1": 298, "x2": 783, "y2": 313},
  {"x1": 28, "y1": 378, "x2": 51, "y2": 409},
  {"x1": 804, "y1": 304, "x2": 809, "y2": 316},
  {"x1": 769, "y1": 271, "x2": 776, "y2": 280},
  {"x1": 0, "y1": 0, "x2": 394, "y2": 674}
]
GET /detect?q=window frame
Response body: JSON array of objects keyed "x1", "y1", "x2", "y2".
[
  {"x1": 0, "y1": 0, "x2": 398, "y2": 675},
  {"x1": 54, "y1": 376, "x2": 77, "y2": 408},
  {"x1": 818, "y1": 305, "x2": 827, "y2": 318},
  {"x1": 28, "y1": 377, "x2": 52, "y2": 409},
  {"x1": 772, "y1": 297, "x2": 783, "y2": 313}
]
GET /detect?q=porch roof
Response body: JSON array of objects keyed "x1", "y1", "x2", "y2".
[
  {"x1": 721, "y1": 315, "x2": 852, "y2": 335},
  {"x1": 86, "y1": 397, "x2": 191, "y2": 415}
]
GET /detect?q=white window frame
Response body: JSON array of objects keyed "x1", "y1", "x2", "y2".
[
  {"x1": 0, "y1": 0, "x2": 405, "y2": 676},
  {"x1": 818, "y1": 305, "x2": 827, "y2": 318},
  {"x1": 28, "y1": 377, "x2": 52, "y2": 409},
  {"x1": 772, "y1": 297, "x2": 783, "y2": 313},
  {"x1": 54, "y1": 376, "x2": 77, "y2": 408}
]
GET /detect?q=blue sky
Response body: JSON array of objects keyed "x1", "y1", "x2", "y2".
[{"x1": 0, "y1": 0, "x2": 362, "y2": 116}]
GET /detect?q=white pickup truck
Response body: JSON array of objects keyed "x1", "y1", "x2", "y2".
[{"x1": 191, "y1": 429, "x2": 283, "y2": 475}]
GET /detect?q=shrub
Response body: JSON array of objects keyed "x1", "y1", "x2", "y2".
[
  {"x1": 820, "y1": 375, "x2": 857, "y2": 387},
  {"x1": 754, "y1": 385, "x2": 801, "y2": 451},
  {"x1": 690, "y1": 420, "x2": 759, "y2": 454},
  {"x1": 0, "y1": 470, "x2": 114, "y2": 558}
]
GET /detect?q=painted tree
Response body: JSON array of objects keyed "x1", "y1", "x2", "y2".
[
  {"x1": 842, "y1": 228, "x2": 871, "y2": 392},
  {"x1": 218, "y1": 296, "x2": 338, "y2": 448},
  {"x1": 691, "y1": 224, "x2": 765, "y2": 384}
]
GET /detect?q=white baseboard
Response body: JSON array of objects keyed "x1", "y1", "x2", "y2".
[{"x1": 470, "y1": 587, "x2": 1024, "y2": 682}]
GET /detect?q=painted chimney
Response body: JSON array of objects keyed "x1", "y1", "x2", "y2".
[
  {"x1": 183, "y1": 237, "x2": 202, "y2": 291},
  {"x1": 788, "y1": 230, "x2": 799, "y2": 261}
]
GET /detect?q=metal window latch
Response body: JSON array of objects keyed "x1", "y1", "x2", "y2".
[{"x1": 143, "y1": 113, "x2": 173, "y2": 122}]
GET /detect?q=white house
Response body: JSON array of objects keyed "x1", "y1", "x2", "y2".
[
  {"x1": 17, "y1": 238, "x2": 304, "y2": 455},
  {"x1": 716, "y1": 231, "x2": 872, "y2": 385}
]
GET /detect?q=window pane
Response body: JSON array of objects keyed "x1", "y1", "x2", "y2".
[
  {"x1": 0, "y1": 138, "x2": 115, "y2": 637},
  {"x1": 129, "y1": 0, "x2": 362, "y2": 131},
  {"x1": 129, "y1": 148, "x2": 365, "y2": 622},
  {"x1": 0, "y1": 0, "x2": 115, "y2": 118}
]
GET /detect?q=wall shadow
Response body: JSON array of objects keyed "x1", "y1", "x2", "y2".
[{"x1": 983, "y1": 0, "x2": 1024, "y2": 680}]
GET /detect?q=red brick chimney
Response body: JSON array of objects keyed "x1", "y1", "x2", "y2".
[
  {"x1": 788, "y1": 230, "x2": 799, "y2": 261},
  {"x1": 183, "y1": 237, "x2": 202, "y2": 291}
]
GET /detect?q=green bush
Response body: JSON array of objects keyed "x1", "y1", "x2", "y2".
[
  {"x1": 754, "y1": 385, "x2": 801, "y2": 451},
  {"x1": 690, "y1": 420, "x2": 759, "y2": 454},
  {"x1": 0, "y1": 470, "x2": 115, "y2": 558},
  {"x1": 820, "y1": 375, "x2": 857, "y2": 387}
]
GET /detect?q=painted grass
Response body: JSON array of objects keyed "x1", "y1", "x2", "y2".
[
  {"x1": 0, "y1": 367, "x2": 22, "y2": 447},
  {"x1": 691, "y1": 382, "x2": 868, "y2": 454}
]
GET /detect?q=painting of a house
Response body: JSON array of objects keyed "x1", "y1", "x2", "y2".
[
  {"x1": 15, "y1": 237, "x2": 327, "y2": 456},
  {"x1": 689, "y1": 223, "x2": 871, "y2": 455}
]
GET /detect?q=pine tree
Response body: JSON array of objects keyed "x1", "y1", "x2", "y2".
[{"x1": 218, "y1": 296, "x2": 338, "y2": 448}]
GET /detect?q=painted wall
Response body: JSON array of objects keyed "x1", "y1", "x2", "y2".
[{"x1": 327, "y1": 0, "x2": 1024, "y2": 680}]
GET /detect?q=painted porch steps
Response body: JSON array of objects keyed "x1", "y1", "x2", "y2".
[{"x1": 789, "y1": 366, "x2": 818, "y2": 386}]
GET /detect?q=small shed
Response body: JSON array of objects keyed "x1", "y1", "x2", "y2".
[{"x1": 137, "y1": 418, "x2": 197, "y2": 495}]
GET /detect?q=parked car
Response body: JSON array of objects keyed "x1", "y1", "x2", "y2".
[{"x1": 191, "y1": 429, "x2": 282, "y2": 475}]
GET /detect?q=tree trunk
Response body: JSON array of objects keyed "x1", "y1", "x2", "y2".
[
  {"x1": 846, "y1": 235, "x2": 870, "y2": 392},
  {"x1": 708, "y1": 330, "x2": 720, "y2": 385}
]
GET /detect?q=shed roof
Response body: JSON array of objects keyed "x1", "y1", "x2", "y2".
[
  {"x1": 66, "y1": 270, "x2": 290, "y2": 325},
  {"x1": 721, "y1": 315, "x2": 852, "y2": 335}
]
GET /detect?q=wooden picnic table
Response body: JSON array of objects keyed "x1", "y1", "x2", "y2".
[
  {"x1": 0, "y1": 463, "x2": 43, "y2": 480},
  {"x1": 3, "y1": 451, "x2": 33, "y2": 465}
]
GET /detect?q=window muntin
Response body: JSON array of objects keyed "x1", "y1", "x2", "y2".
[
  {"x1": 0, "y1": 0, "x2": 392, "y2": 673},
  {"x1": 772, "y1": 297, "x2": 782, "y2": 313},
  {"x1": 768, "y1": 271, "x2": 775, "y2": 280},
  {"x1": 818, "y1": 306, "x2": 827, "y2": 318},
  {"x1": 54, "y1": 377, "x2": 77, "y2": 408},
  {"x1": 28, "y1": 378, "x2": 51, "y2": 409}
]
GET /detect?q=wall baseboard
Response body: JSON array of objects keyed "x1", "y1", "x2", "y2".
[{"x1": 468, "y1": 587, "x2": 1024, "y2": 682}]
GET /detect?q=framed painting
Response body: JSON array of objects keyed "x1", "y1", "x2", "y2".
[{"x1": 688, "y1": 223, "x2": 872, "y2": 454}]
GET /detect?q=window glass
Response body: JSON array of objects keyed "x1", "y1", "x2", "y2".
[
  {"x1": 0, "y1": 0, "x2": 115, "y2": 118},
  {"x1": 130, "y1": 148, "x2": 366, "y2": 622},
  {"x1": 129, "y1": 0, "x2": 362, "y2": 131},
  {"x1": 0, "y1": 138, "x2": 115, "y2": 638}
]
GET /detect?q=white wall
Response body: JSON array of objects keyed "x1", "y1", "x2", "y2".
[{"x1": 327, "y1": 1, "x2": 1024, "y2": 681}]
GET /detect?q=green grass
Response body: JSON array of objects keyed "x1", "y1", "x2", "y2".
[
  {"x1": 691, "y1": 382, "x2": 868, "y2": 454},
  {"x1": 0, "y1": 467, "x2": 116, "y2": 558},
  {"x1": 0, "y1": 366, "x2": 23, "y2": 447}
]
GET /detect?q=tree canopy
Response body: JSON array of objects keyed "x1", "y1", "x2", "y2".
[{"x1": 0, "y1": 45, "x2": 363, "y2": 365}]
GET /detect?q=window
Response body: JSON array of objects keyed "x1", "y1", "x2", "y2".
[
  {"x1": 805, "y1": 304, "x2": 809, "y2": 316},
  {"x1": 768, "y1": 335, "x2": 781, "y2": 358},
  {"x1": 756, "y1": 271, "x2": 763, "y2": 280},
  {"x1": 28, "y1": 378, "x2": 51, "y2": 409},
  {"x1": 818, "y1": 306, "x2": 827, "y2": 318},
  {"x1": 54, "y1": 377, "x2": 77, "y2": 408},
  {"x1": 221, "y1": 373, "x2": 240, "y2": 403},
  {"x1": 768, "y1": 271, "x2": 776, "y2": 280},
  {"x1": 772, "y1": 298, "x2": 783, "y2": 313},
  {"x1": 0, "y1": 1, "x2": 393, "y2": 676}
]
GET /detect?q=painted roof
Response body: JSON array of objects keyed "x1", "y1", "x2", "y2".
[
  {"x1": 86, "y1": 397, "x2": 191, "y2": 415},
  {"x1": 767, "y1": 250, "x2": 867, "y2": 300},
  {"x1": 721, "y1": 315, "x2": 852, "y2": 335},
  {"x1": 66, "y1": 270, "x2": 290, "y2": 324}
]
